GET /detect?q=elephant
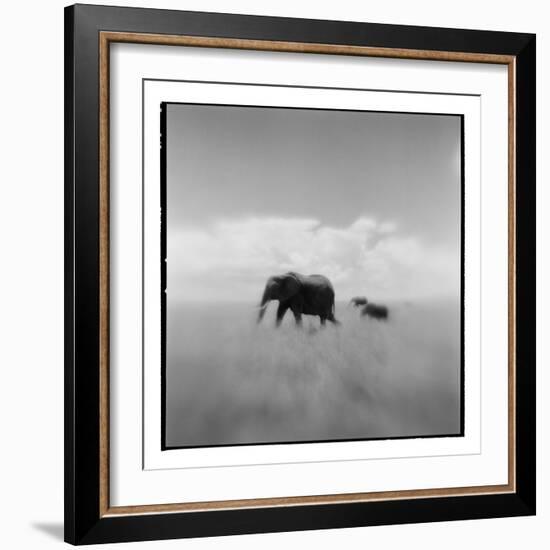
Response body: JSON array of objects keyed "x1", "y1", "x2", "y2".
[
  {"x1": 257, "y1": 272, "x2": 340, "y2": 327},
  {"x1": 360, "y1": 301, "x2": 389, "y2": 320},
  {"x1": 349, "y1": 296, "x2": 368, "y2": 308}
]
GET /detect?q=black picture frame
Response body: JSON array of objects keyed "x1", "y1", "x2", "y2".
[{"x1": 65, "y1": 3, "x2": 536, "y2": 545}]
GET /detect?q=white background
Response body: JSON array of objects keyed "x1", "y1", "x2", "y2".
[
  {"x1": 135, "y1": 80, "x2": 486, "y2": 498},
  {"x1": 141, "y1": 87, "x2": 482, "y2": 473},
  {"x1": 133, "y1": 78, "x2": 487, "y2": 497},
  {"x1": 0, "y1": 0, "x2": 546, "y2": 548}
]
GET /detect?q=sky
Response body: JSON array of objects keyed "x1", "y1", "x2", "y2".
[{"x1": 165, "y1": 103, "x2": 462, "y2": 303}]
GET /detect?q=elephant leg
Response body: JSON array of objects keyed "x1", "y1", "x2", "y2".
[
  {"x1": 320, "y1": 316, "x2": 326, "y2": 327},
  {"x1": 290, "y1": 304, "x2": 303, "y2": 326},
  {"x1": 276, "y1": 302, "x2": 289, "y2": 327},
  {"x1": 328, "y1": 314, "x2": 340, "y2": 325}
]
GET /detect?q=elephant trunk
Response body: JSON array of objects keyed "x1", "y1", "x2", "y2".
[{"x1": 257, "y1": 288, "x2": 271, "y2": 323}]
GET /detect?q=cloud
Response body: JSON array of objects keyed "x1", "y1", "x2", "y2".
[{"x1": 167, "y1": 216, "x2": 459, "y2": 302}]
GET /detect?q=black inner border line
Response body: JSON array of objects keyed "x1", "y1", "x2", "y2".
[
  {"x1": 158, "y1": 98, "x2": 466, "y2": 452},
  {"x1": 144, "y1": 76, "x2": 481, "y2": 98},
  {"x1": 460, "y1": 113, "x2": 465, "y2": 437},
  {"x1": 160, "y1": 102, "x2": 168, "y2": 455}
]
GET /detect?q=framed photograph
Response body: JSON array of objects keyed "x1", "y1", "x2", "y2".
[{"x1": 64, "y1": 4, "x2": 536, "y2": 545}]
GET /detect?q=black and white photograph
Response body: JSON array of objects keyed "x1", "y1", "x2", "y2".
[
  {"x1": 162, "y1": 102, "x2": 464, "y2": 449},
  {"x1": 53, "y1": 1, "x2": 539, "y2": 546}
]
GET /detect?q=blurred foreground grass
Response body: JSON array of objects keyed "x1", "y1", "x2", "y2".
[{"x1": 166, "y1": 300, "x2": 461, "y2": 447}]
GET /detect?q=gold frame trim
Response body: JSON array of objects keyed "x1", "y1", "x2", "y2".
[{"x1": 98, "y1": 32, "x2": 517, "y2": 517}]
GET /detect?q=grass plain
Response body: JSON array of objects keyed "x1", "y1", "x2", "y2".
[{"x1": 165, "y1": 299, "x2": 461, "y2": 447}]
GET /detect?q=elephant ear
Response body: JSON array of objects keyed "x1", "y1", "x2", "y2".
[{"x1": 278, "y1": 273, "x2": 301, "y2": 300}]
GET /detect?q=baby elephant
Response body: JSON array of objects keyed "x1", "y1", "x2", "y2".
[
  {"x1": 361, "y1": 301, "x2": 389, "y2": 321},
  {"x1": 349, "y1": 296, "x2": 368, "y2": 307}
]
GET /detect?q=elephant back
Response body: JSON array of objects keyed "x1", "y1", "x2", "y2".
[{"x1": 306, "y1": 273, "x2": 335, "y2": 291}]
